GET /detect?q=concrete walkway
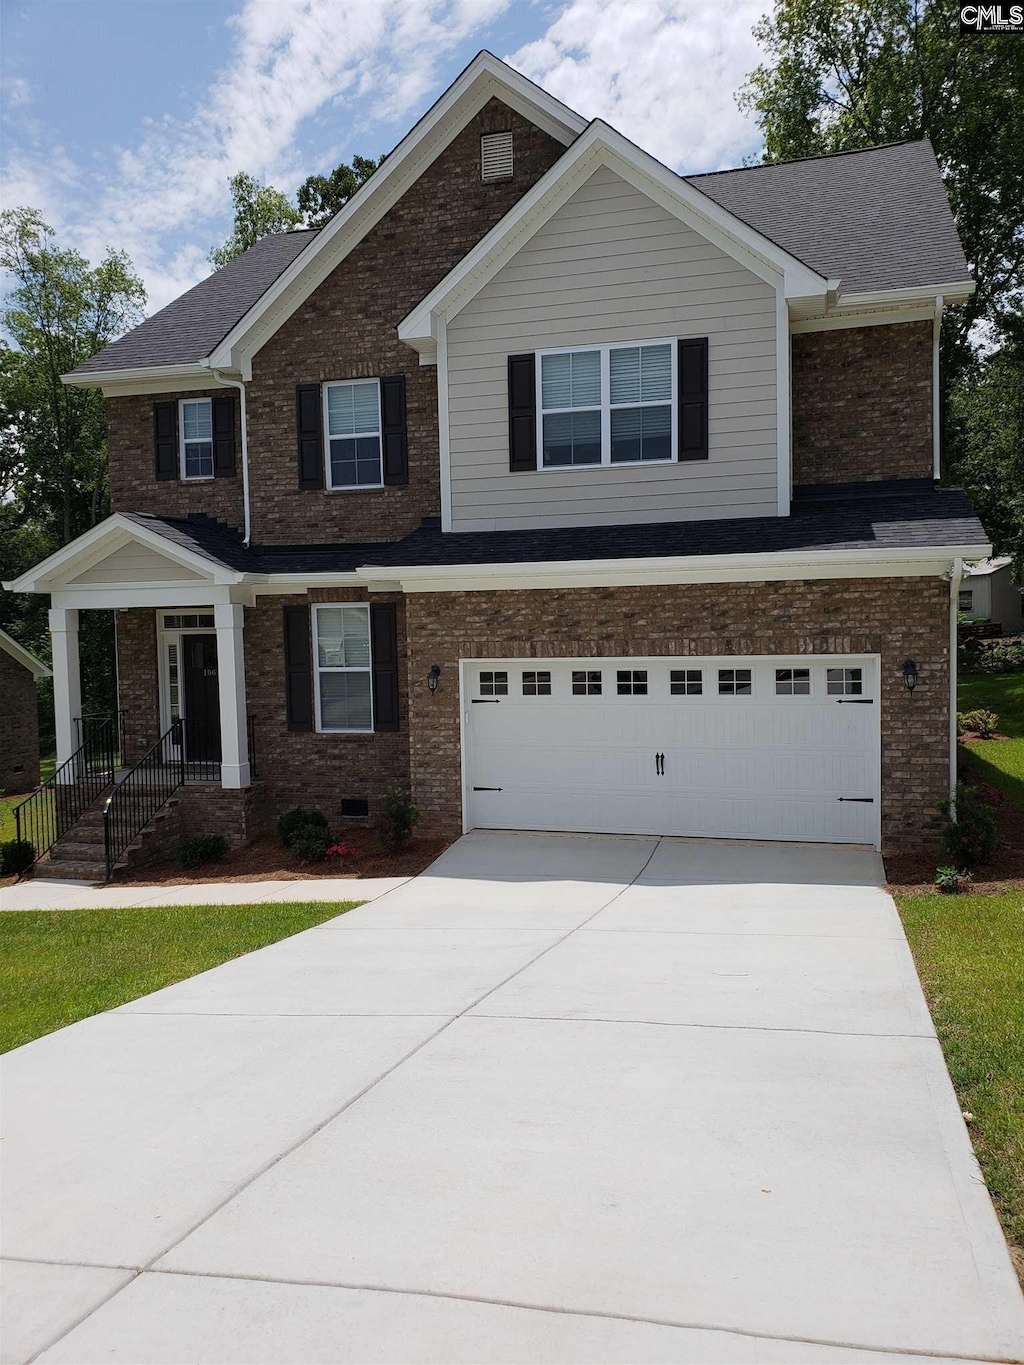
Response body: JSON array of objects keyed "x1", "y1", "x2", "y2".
[
  {"x1": 0, "y1": 874, "x2": 410, "y2": 911},
  {"x1": 2, "y1": 832, "x2": 1021, "y2": 1364}
]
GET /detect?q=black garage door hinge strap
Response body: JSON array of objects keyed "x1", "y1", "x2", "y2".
[
  {"x1": 473, "y1": 786, "x2": 503, "y2": 792},
  {"x1": 836, "y1": 698, "x2": 874, "y2": 704},
  {"x1": 837, "y1": 797, "x2": 874, "y2": 803},
  {"x1": 471, "y1": 699, "x2": 501, "y2": 704}
]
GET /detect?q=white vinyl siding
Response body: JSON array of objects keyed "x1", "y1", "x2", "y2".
[
  {"x1": 312, "y1": 604, "x2": 373, "y2": 732},
  {"x1": 68, "y1": 542, "x2": 205, "y2": 585},
  {"x1": 446, "y1": 165, "x2": 777, "y2": 531}
]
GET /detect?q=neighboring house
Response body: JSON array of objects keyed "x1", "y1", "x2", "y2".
[
  {"x1": 4, "y1": 51, "x2": 990, "y2": 870},
  {"x1": 958, "y1": 558, "x2": 1023, "y2": 632},
  {"x1": 0, "y1": 628, "x2": 50, "y2": 795}
]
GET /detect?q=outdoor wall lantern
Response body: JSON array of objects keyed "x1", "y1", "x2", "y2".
[
  {"x1": 426, "y1": 664, "x2": 442, "y2": 693},
  {"x1": 902, "y1": 659, "x2": 919, "y2": 692}
]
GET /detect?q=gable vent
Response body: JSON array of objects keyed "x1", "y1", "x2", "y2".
[{"x1": 481, "y1": 131, "x2": 514, "y2": 182}]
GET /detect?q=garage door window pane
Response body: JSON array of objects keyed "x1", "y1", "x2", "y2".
[
  {"x1": 670, "y1": 669, "x2": 703, "y2": 695},
  {"x1": 776, "y1": 668, "x2": 811, "y2": 696},
  {"x1": 522, "y1": 671, "x2": 551, "y2": 696},
  {"x1": 572, "y1": 670, "x2": 602, "y2": 695},
  {"x1": 827, "y1": 667, "x2": 863, "y2": 696},
  {"x1": 616, "y1": 669, "x2": 648, "y2": 695},
  {"x1": 479, "y1": 671, "x2": 508, "y2": 696},
  {"x1": 718, "y1": 669, "x2": 752, "y2": 696}
]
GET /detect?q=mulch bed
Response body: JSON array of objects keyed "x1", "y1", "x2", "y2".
[{"x1": 112, "y1": 825, "x2": 452, "y2": 887}]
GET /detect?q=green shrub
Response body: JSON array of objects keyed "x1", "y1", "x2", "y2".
[
  {"x1": 1, "y1": 839, "x2": 35, "y2": 876},
  {"x1": 290, "y1": 830, "x2": 329, "y2": 864},
  {"x1": 934, "y1": 865, "x2": 974, "y2": 895},
  {"x1": 938, "y1": 782, "x2": 998, "y2": 868},
  {"x1": 956, "y1": 708, "x2": 1000, "y2": 738},
  {"x1": 378, "y1": 783, "x2": 420, "y2": 854},
  {"x1": 277, "y1": 808, "x2": 329, "y2": 847},
  {"x1": 974, "y1": 641, "x2": 1024, "y2": 674},
  {"x1": 180, "y1": 834, "x2": 229, "y2": 871}
]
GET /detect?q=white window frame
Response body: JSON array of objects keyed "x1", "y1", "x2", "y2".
[
  {"x1": 178, "y1": 398, "x2": 214, "y2": 482},
  {"x1": 323, "y1": 379, "x2": 384, "y2": 492},
  {"x1": 535, "y1": 338, "x2": 678, "y2": 471},
  {"x1": 312, "y1": 603, "x2": 374, "y2": 734}
]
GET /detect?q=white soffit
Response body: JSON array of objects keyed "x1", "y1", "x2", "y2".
[{"x1": 207, "y1": 53, "x2": 587, "y2": 376}]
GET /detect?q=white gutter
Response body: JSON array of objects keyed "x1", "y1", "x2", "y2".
[
  {"x1": 933, "y1": 295, "x2": 943, "y2": 479},
  {"x1": 209, "y1": 369, "x2": 252, "y2": 547},
  {"x1": 949, "y1": 556, "x2": 964, "y2": 811}
]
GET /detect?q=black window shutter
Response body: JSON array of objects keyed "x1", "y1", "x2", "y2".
[
  {"x1": 370, "y1": 603, "x2": 400, "y2": 732},
  {"x1": 212, "y1": 396, "x2": 236, "y2": 478},
  {"x1": 154, "y1": 401, "x2": 177, "y2": 481},
  {"x1": 380, "y1": 375, "x2": 408, "y2": 486},
  {"x1": 296, "y1": 383, "x2": 324, "y2": 489},
  {"x1": 678, "y1": 338, "x2": 709, "y2": 461},
  {"x1": 507, "y1": 353, "x2": 536, "y2": 471},
  {"x1": 283, "y1": 605, "x2": 314, "y2": 732}
]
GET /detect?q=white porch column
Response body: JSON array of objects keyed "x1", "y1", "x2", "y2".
[
  {"x1": 214, "y1": 602, "x2": 250, "y2": 788},
  {"x1": 49, "y1": 607, "x2": 82, "y2": 778}
]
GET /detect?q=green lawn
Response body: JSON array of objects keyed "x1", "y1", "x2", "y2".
[
  {"x1": 959, "y1": 671, "x2": 1024, "y2": 811},
  {"x1": 1, "y1": 757, "x2": 55, "y2": 842},
  {"x1": 899, "y1": 890, "x2": 1024, "y2": 1261},
  {"x1": 0, "y1": 901, "x2": 356, "y2": 1053}
]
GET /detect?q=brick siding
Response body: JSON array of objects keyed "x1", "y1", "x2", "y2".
[
  {"x1": 792, "y1": 321, "x2": 933, "y2": 485},
  {"x1": 108, "y1": 389, "x2": 244, "y2": 530},
  {"x1": 115, "y1": 609, "x2": 162, "y2": 757},
  {"x1": 404, "y1": 577, "x2": 951, "y2": 851},
  {"x1": 0, "y1": 650, "x2": 42, "y2": 794}
]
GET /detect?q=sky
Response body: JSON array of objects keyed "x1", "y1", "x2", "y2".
[{"x1": 0, "y1": 0, "x2": 770, "y2": 315}]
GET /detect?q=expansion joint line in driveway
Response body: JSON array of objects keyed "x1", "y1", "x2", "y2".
[{"x1": 25, "y1": 839, "x2": 667, "y2": 1364}]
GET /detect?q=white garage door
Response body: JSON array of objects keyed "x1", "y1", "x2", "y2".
[{"x1": 464, "y1": 657, "x2": 879, "y2": 846}]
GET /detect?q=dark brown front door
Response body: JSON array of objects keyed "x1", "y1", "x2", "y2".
[{"x1": 182, "y1": 634, "x2": 221, "y2": 764}]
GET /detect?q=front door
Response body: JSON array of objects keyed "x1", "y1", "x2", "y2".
[{"x1": 182, "y1": 634, "x2": 221, "y2": 764}]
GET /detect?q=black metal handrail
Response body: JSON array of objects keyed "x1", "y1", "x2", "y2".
[
  {"x1": 103, "y1": 720, "x2": 185, "y2": 881},
  {"x1": 74, "y1": 710, "x2": 127, "y2": 767},
  {"x1": 14, "y1": 717, "x2": 118, "y2": 864},
  {"x1": 166, "y1": 714, "x2": 257, "y2": 782}
]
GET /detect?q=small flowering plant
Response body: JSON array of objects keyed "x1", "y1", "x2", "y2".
[{"x1": 326, "y1": 841, "x2": 360, "y2": 866}]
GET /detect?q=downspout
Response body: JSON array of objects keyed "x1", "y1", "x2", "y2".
[
  {"x1": 949, "y1": 556, "x2": 963, "y2": 810},
  {"x1": 932, "y1": 295, "x2": 943, "y2": 480},
  {"x1": 209, "y1": 369, "x2": 252, "y2": 546}
]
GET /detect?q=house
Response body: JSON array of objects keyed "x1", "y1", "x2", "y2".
[
  {"x1": 4, "y1": 51, "x2": 990, "y2": 876},
  {"x1": 958, "y1": 558, "x2": 1022, "y2": 632},
  {"x1": 0, "y1": 627, "x2": 51, "y2": 796}
]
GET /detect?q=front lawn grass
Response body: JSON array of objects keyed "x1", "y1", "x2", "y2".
[
  {"x1": 965, "y1": 738, "x2": 1024, "y2": 810},
  {"x1": 898, "y1": 890, "x2": 1024, "y2": 1265},
  {"x1": 960, "y1": 671, "x2": 1024, "y2": 738},
  {"x1": 0, "y1": 901, "x2": 355, "y2": 1053}
]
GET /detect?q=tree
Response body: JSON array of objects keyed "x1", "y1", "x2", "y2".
[
  {"x1": 0, "y1": 207, "x2": 146, "y2": 727},
  {"x1": 209, "y1": 172, "x2": 302, "y2": 268},
  {"x1": 739, "y1": 0, "x2": 1024, "y2": 350},
  {"x1": 296, "y1": 154, "x2": 384, "y2": 230}
]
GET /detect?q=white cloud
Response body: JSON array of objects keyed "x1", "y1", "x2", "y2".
[
  {"x1": 4, "y1": 76, "x2": 32, "y2": 107},
  {"x1": 508, "y1": 0, "x2": 767, "y2": 173}
]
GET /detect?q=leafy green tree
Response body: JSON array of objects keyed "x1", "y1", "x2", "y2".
[
  {"x1": 0, "y1": 207, "x2": 146, "y2": 730},
  {"x1": 297, "y1": 154, "x2": 384, "y2": 230},
  {"x1": 209, "y1": 172, "x2": 303, "y2": 268},
  {"x1": 739, "y1": 0, "x2": 1024, "y2": 349}
]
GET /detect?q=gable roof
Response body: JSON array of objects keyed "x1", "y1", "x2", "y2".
[
  {"x1": 0, "y1": 627, "x2": 51, "y2": 678},
  {"x1": 66, "y1": 230, "x2": 317, "y2": 377},
  {"x1": 687, "y1": 140, "x2": 971, "y2": 297}
]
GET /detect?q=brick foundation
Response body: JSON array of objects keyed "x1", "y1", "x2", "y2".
[
  {"x1": 404, "y1": 577, "x2": 951, "y2": 852},
  {"x1": 0, "y1": 650, "x2": 42, "y2": 794},
  {"x1": 175, "y1": 782, "x2": 267, "y2": 847},
  {"x1": 792, "y1": 322, "x2": 933, "y2": 485}
]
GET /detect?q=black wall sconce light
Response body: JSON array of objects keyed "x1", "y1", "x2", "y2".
[
  {"x1": 426, "y1": 664, "x2": 442, "y2": 694},
  {"x1": 902, "y1": 659, "x2": 919, "y2": 692}
]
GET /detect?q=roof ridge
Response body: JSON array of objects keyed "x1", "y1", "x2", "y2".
[{"x1": 687, "y1": 138, "x2": 928, "y2": 180}]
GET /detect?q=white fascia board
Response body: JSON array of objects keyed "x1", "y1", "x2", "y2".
[
  {"x1": 0, "y1": 627, "x2": 51, "y2": 677},
  {"x1": 61, "y1": 363, "x2": 216, "y2": 392},
  {"x1": 839, "y1": 282, "x2": 975, "y2": 307},
  {"x1": 352, "y1": 544, "x2": 992, "y2": 593},
  {"x1": 3, "y1": 514, "x2": 246, "y2": 592},
  {"x1": 208, "y1": 53, "x2": 586, "y2": 374},
  {"x1": 399, "y1": 122, "x2": 829, "y2": 352}
]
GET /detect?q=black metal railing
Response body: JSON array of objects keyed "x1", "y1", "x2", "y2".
[
  {"x1": 14, "y1": 716, "x2": 119, "y2": 863},
  {"x1": 103, "y1": 720, "x2": 185, "y2": 881},
  {"x1": 169, "y1": 714, "x2": 257, "y2": 782},
  {"x1": 247, "y1": 716, "x2": 257, "y2": 779},
  {"x1": 74, "y1": 710, "x2": 127, "y2": 767}
]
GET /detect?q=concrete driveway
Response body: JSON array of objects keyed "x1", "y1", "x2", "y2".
[{"x1": 3, "y1": 832, "x2": 1021, "y2": 1364}]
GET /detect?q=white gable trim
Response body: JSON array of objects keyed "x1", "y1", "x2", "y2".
[
  {"x1": 3, "y1": 515, "x2": 247, "y2": 594},
  {"x1": 399, "y1": 121, "x2": 831, "y2": 359},
  {"x1": 206, "y1": 53, "x2": 587, "y2": 378},
  {"x1": 0, "y1": 627, "x2": 51, "y2": 678}
]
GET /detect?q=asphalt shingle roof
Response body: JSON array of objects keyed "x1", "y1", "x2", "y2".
[
  {"x1": 68, "y1": 230, "x2": 318, "y2": 375},
  {"x1": 687, "y1": 140, "x2": 970, "y2": 295},
  {"x1": 128, "y1": 485, "x2": 987, "y2": 578}
]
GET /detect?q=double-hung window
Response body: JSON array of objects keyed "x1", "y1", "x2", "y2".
[
  {"x1": 179, "y1": 399, "x2": 214, "y2": 480},
  {"x1": 538, "y1": 341, "x2": 675, "y2": 468},
  {"x1": 313, "y1": 605, "x2": 373, "y2": 732},
  {"x1": 324, "y1": 380, "x2": 383, "y2": 489}
]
